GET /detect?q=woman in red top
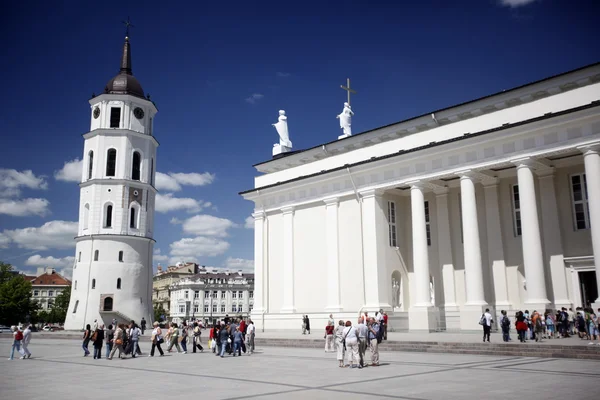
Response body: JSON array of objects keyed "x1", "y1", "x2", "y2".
[{"x1": 324, "y1": 322, "x2": 335, "y2": 352}]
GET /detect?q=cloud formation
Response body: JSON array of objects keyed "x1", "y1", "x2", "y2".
[
  {"x1": 155, "y1": 193, "x2": 211, "y2": 214},
  {"x1": 25, "y1": 254, "x2": 75, "y2": 269},
  {"x1": 276, "y1": 72, "x2": 291, "y2": 78},
  {"x1": 54, "y1": 159, "x2": 83, "y2": 182},
  {"x1": 244, "y1": 216, "x2": 254, "y2": 229},
  {"x1": 498, "y1": 0, "x2": 536, "y2": 7},
  {"x1": 3, "y1": 220, "x2": 78, "y2": 250},
  {"x1": 182, "y1": 215, "x2": 237, "y2": 237},
  {"x1": 0, "y1": 198, "x2": 50, "y2": 217},
  {"x1": 155, "y1": 171, "x2": 215, "y2": 191},
  {"x1": 224, "y1": 257, "x2": 253, "y2": 271},
  {"x1": 169, "y1": 236, "x2": 230, "y2": 261},
  {"x1": 0, "y1": 169, "x2": 48, "y2": 198},
  {"x1": 245, "y1": 93, "x2": 264, "y2": 104},
  {"x1": 153, "y1": 248, "x2": 169, "y2": 263}
]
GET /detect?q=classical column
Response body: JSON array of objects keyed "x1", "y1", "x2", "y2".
[
  {"x1": 513, "y1": 158, "x2": 550, "y2": 308},
  {"x1": 459, "y1": 173, "x2": 487, "y2": 306},
  {"x1": 410, "y1": 184, "x2": 432, "y2": 307},
  {"x1": 251, "y1": 211, "x2": 266, "y2": 315},
  {"x1": 360, "y1": 189, "x2": 391, "y2": 310},
  {"x1": 579, "y1": 143, "x2": 600, "y2": 306},
  {"x1": 435, "y1": 189, "x2": 457, "y2": 307},
  {"x1": 538, "y1": 169, "x2": 570, "y2": 308},
  {"x1": 483, "y1": 179, "x2": 511, "y2": 308},
  {"x1": 324, "y1": 197, "x2": 342, "y2": 311},
  {"x1": 281, "y1": 206, "x2": 296, "y2": 313}
]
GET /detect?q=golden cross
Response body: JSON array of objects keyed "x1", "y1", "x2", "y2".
[{"x1": 340, "y1": 78, "x2": 357, "y2": 106}]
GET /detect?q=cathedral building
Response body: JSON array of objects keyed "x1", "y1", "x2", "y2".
[
  {"x1": 241, "y1": 63, "x2": 600, "y2": 332},
  {"x1": 64, "y1": 34, "x2": 158, "y2": 330}
]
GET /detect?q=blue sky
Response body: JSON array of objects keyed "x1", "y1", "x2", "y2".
[{"x1": 0, "y1": 0, "x2": 597, "y2": 279}]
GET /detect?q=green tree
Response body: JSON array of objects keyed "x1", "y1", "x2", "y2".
[
  {"x1": 0, "y1": 262, "x2": 40, "y2": 325},
  {"x1": 50, "y1": 286, "x2": 71, "y2": 323},
  {"x1": 153, "y1": 303, "x2": 166, "y2": 322}
]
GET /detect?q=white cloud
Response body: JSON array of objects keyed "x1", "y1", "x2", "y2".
[
  {"x1": 0, "y1": 198, "x2": 50, "y2": 217},
  {"x1": 153, "y1": 248, "x2": 169, "y2": 262},
  {"x1": 244, "y1": 216, "x2": 254, "y2": 229},
  {"x1": 169, "y1": 236, "x2": 230, "y2": 259},
  {"x1": 59, "y1": 267, "x2": 73, "y2": 281},
  {"x1": 25, "y1": 254, "x2": 75, "y2": 269},
  {"x1": 182, "y1": 215, "x2": 237, "y2": 237},
  {"x1": 54, "y1": 158, "x2": 83, "y2": 182},
  {"x1": 276, "y1": 72, "x2": 291, "y2": 78},
  {"x1": 0, "y1": 232, "x2": 10, "y2": 248},
  {"x1": 155, "y1": 193, "x2": 210, "y2": 214},
  {"x1": 245, "y1": 93, "x2": 264, "y2": 104},
  {"x1": 0, "y1": 169, "x2": 48, "y2": 198},
  {"x1": 170, "y1": 217, "x2": 183, "y2": 224},
  {"x1": 224, "y1": 257, "x2": 253, "y2": 271},
  {"x1": 499, "y1": 0, "x2": 536, "y2": 7},
  {"x1": 3, "y1": 220, "x2": 78, "y2": 250},
  {"x1": 155, "y1": 171, "x2": 215, "y2": 192}
]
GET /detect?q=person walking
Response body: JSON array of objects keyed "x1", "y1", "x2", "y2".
[
  {"x1": 218, "y1": 322, "x2": 229, "y2": 357},
  {"x1": 305, "y1": 315, "x2": 311, "y2": 334},
  {"x1": 150, "y1": 321, "x2": 164, "y2": 357},
  {"x1": 192, "y1": 322, "x2": 204, "y2": 353},
  {"x1": 8, "y1": 326, "x2": 23, "y2": 360},
  {"x1": 334, "y1": 320, "x2": 345, "y2": 368},
  {"x1": 82, "y1": 324, "x2": 92, "y2": 356},
  {"x1": 167, "y1": 322, "x2": 183, "y2": 353},
  {"x1": 233, "y1": 326, "x2": 243, "y2": 356},
  {"x1": 128, "y1": 322, "x2": 141, "y2": 358},
  {"x1": 500, "y1": 310, "x2": 511, "y2": 342},
  {"x1": 515, "y1": 311, "x2": 528, "y2": 342},
  {"x1": 179, "y1": 322, "x2": 188, "y2": 354},
  {"x1": 355, "y1": 317, "x2": 368, "y2": 368},
  {"x1": 481, "y1": 308, "x2": 493, "y2": 343},
  {"x1": 20, "y1": 324, "x2": 32, "y2": 359},
  {"x1": 105, "y1": 325, "x2": 114, "y2": 358},
  {"x1": 92, "y1": 325, "x2": 105, "y2": 359},
  {"x1": 246, "y1": 320, "x2": 255, "y2": 355},
  {"x1": 108, "y1": 324, "x2": 125, "y2": 360},
  {"x1": 343, "y1": 321, "x2": 359, "y2": 368},
  {"x1": 368, "y1": 317, "x2": 380, "y2": 367},
  {"x1": 140, "y1": 317, "x2": 147, "y2": 335},
  {"x1": 324, "y1": 322, "x2": 335, "y2": 352}
]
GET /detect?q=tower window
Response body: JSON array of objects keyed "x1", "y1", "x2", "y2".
[
  {"x1": 130, "y1": 207, "x2": 136, "y2": 228},
  {"x1": 118, "y1": 251, "x2": 124, "y2": 262},
  {"x1": 132, "y1": 151, "x2": 141, "y2": 181},
  {"x1": 106, "y1": 149, "x2": 117, "y2": 177},
  {"x1": 72, "y1": 300, "x2": 79, "y2": 313},
  {"x1": 150, "y1": 158, "x2": 154, "y2": 185},
  {"x1": 94, "y1": 250, "x2": 99, "y2": 261},
  {"x1": 92, "y1": 279, "x2": 96, "y2": 289},
  {"x1": 83, "y1": 203, "x2": 90, "y2": 230},
  {"x1": 78, "y1": 251, "x2": 81, "y2": 262},
  {"x1": 117, "y1": 278, "x2": 122, "y2": 290},
  {"x1": 105, "y1": 205, "x2": 113, "y2": 228},
  {"x1": 110, "y1": 107, "x2": 121, "y2": 128},
  {"x1": 88, "y1": 151, "x2": 94, "y2": 179}
]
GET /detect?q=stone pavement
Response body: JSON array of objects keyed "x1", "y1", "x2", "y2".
[{"x1": 0, "y1": 338, "x2": 598, "y2": 399}]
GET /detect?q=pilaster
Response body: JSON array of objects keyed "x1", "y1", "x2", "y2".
[
  {"x1": 280, "y1": 206, "x2": 296, "y2": 313},
  {"x1": 324, "y1": 197, "x2": 342, "y2": 312},
  {"x1": 251, "y1": 211, "x2": 266, "y2": 314}
]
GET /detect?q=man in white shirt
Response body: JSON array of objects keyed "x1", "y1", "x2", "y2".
[
  {"x1": 246, "y1": 320, "x2": 255, "y2": 354},
  {"x1": 482, "y1": 308, "x2": 493, "y2": 343},
  {"x1": 21, "y1": 325, "x2": 32, "y2": 359},
  {"x1": 355, "y1": 317, "x2": 368, "y2": 368}
]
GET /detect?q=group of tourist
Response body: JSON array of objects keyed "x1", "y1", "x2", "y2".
[
  {"x1": 207, "y1": 317, "x2": 256, "y2": 358},
  {"x1": 324, "y1": 311, "x2": 385, "y2": 368},
  {"x1": 493, "y1": 307, "x2": 600, "y2": 344},
  {"x1": 7, "y1": 324, "x2": 32, "y2": 360}
]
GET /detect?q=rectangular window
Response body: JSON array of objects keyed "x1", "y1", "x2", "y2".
[
  {"x1": 204, "y1": 305, "x2": 209, "y2": 313},
  {"x1": 78, "y1": 252, "x2": 81, "y2": 262},
  {"x1": 212, "y1": 291, "x2": 217, "y2": 298},
  {"x1": 194, "y1": 290, "x2": 200, "y2": 299},
  {"x1": 239, "y1": 305, "x2": 243, "y2": 313},
  {"x1": 232, "y1": 291, "x2": 237, "y2": 299},
  {"x1": 238, "y1": 291, "x2": 243, "y2": 299},
  {"x1": 72, "y1": 300, "x2": 79, "y2": 313},
  {"x1": 110, "y1": 107, "x2": 121, "y2": 128},
  {"x1": 249, "y1": 291, "x2": 254, "y2": 299},
  {"x1": 232, "y1": 305, "x2": 237, "y2": 313},
  {"x1": 193, "y1": 305, "x2": 199, "y2": 313},
  {"x1": 34, "y1": 290, "x2": 39, "y2": 297},
  {"x1": 571, "y1": 173, "x2": 590, "y2": 230},
  {"x1": 511, "y1": 184, "x2": 522, "y2": 236},
  {"x1": 424, "y1": 201, "x2": 431, "y2": 246},
  {"x1": 221, "y1": 305, "x2": 226, "y2": 313},
  {"x1": 204, "y1": 291, "x2": 209, "y2": 299},
  {"x1": 185, "y1": 290, "x2": 189, "y2": 299},
  {"x1": 179, "y1": 305, "x2": 185, "y2": 313},
  {"x1": 48, "y1": 290, "x2": 54, "y2": 297},
  {"x1": 118, "y1": 251, "x2": 123, "y2": 262},
  {"x1": 387, "y1": 201, "x2": 397, "y2": 247},
  {"x1": 212, "y1": 304, "x2": 217, "y2": 313}
]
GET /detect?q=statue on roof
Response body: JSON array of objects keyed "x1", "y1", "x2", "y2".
[
  {"x1": 272, "y1": 110, "x2": 292, "y2": 156},
  {"x1": 337, "y1": 102, "x2": 354, "y2": 139}
]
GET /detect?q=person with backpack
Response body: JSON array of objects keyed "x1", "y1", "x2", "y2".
[
  {"x1": 480, "y1": 309, "x2": 493, "y2": 342},
  {"x1": 500, "y1": 310, "x2": 511, "y2": 342},
  {"x1": 105, "y1": 325, "x2": 114, "y2": 358},
  {"x1": 92, "y1": 324, "x2": 105, "y2": 359},
  {"x1": 179, "y1": 322, "x2": 189, "y2": 354},
  {"x1": 192, "y1": 322, "x2": 204, "y2": 353},
  {"x1": 368, "y1": 317, "x2": 380, "y2": 367},
  {"x1": 532, "y1": 311, "x2": 544, "y2": 342},
  {"x1": 8, "y1": 325, "x2": 23, "y2": 360},
  {"x1": 82, "y1": 324, "x2": 92, "y2": 357}
]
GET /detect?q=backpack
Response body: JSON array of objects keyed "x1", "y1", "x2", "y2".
[
  {"x1": 501, "y1": 316, "x2": 510, "y2": 328},
  {"x1": 535, "y1": 317, "x2": 543, "y2": 329},
  {"x1": 15, "y1": 330, "x2": 23, "y2": 341},
  {"x1": 478, "y1": 314, "x2": 486, "y2": 326},
  {"x1": 376, "y1": 324, "x2": 384, "y2": 344}
]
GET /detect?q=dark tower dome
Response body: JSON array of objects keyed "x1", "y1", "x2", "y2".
[{"x1": 104, "y1": 36, "x2": 145, "y2": 98}]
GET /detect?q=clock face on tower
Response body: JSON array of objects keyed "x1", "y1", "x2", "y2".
[
  {"x1": 134, "y1": 107, "x2": 145, "y2": 120},
  {"x1": 93, "y1": 107, "x2": 100, "y2": 119}
]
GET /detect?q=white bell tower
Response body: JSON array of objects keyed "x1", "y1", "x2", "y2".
[{"x1": 65, "y1": 33, "x2": 158, "y2": 330}]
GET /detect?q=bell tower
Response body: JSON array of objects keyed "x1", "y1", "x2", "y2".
[{"x1": 65, "y1": 30, "x2": 158, "y2": 330}]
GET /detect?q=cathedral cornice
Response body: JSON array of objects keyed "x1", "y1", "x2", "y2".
[
  {"x1": 75, "y1": 234, "x2": 156, "y2": 243},
  {"x1": 83, "y1": 128, "x2": 160, "y2": 146},
  {"x1": 79, "y1": 178, "x2": 157, "y2": 193}
]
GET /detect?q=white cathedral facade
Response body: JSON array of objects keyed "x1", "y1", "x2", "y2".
[
  {"x1": 65, "y1": 35, "x2": 157, "y2": 330},
  {"x1": 242, "y1": 63, "x2": 600, "y2": 332}
]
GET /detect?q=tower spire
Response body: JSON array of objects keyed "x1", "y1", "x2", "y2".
[{"x1": 120, "y1": 36, "x2": 133, "y2": 75}]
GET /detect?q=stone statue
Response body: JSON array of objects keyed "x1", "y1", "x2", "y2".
[
  {"x1": 392, "y1": 278, "x2": 401, "y2": 309},
  {"x1": 336, "y1": 102, "x2": 354, "y2": 138},
  {"x1": 272, "y1": 110, "x2": 292, "y2": 156}
]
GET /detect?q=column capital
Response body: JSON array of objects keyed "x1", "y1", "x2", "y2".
[
  {"x1": 323, "y1": 196, "x2": 340, "y2": 206},
  {"x1": 577, "y1": 141, "x2": 600, "y2": 156},
  {"x1": 251, "y1": 211, "x2": 266, "y2": 220},
  {"x1": 359, "y1": 188, "x2": 384, "y2": 199},
  {"x1": 510, "y1": 157, "x2": 553, "y2": 175},
  {"x1": 281, "y1": 206, "x2": 295, "y2": 215},
  {"x1": 407, "y1": 180, "x2": 447, "y2": 193},
  {"x1": 456, "y1": 170, "x2": 497, "y2": 185}
]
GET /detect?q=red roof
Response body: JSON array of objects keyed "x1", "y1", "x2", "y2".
[{"x1": 30, "y1": 270, "x2": 71, "y2": 286}]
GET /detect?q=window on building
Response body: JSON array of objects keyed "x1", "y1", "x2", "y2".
[
  {"x1": 105, "y1": 204, "x2": 113, "y2": 228},
  {"x1": 212, "y1": 304, "x2": 217, "y2": 313},
  {"x1": 110, "y1": 107, "x2": 121, "y2": 128},
  {"x1": 249, "y1": 305, "x2": 253, "y2": 313},
  {"x1": 88, "y1": 150, "x2": 94, "y2": 179},
  {"x1": 117, "y1": 278, "x2": 121, "y2": 289},
  {"x1": 106, "y1": 149, "x2": 117, "y2": 176},
  {"x1": 83, "y1": 203, "x2": 90, "y2": 230},
  {"x1": 48, "y1": 300, "x2": 54, "y2": 308},
  {"x1": 78, "y1": 252, "x2": 81, "y2": 262},
  {"x1": 232, "y1": 291, "x2": 237, "y2": 299},
  {"x1": 33, "y1": 290, "x2": 39, "y2": 296},
  {"x1": 424, "y1": 201, "x2": 431, "y2": 246},
  {"x1": 194, "y1": 304, "x2": 199, "y2": 313},
  {"x1": 194, "y1": 291, "x2": 199, "y2": 299},
  {"x1": 92, "y1": 279, "x2": 96, "y2": 289},
  {"x1": 221, "y1": 291, "x2": 226, "y2": 299},
  {"x1": 132, "y1": 151, "x2": 141, "y2": 181},
  {"x1": 130, "y1": 207, "x2": 136, "y2": 229},
  {"x1": 221, "y1": 305, "x2": 226, "y2": 313},
  {"x1": 204, "y1": 305, "x2": 209, "y2": 313},
  {"x1": 232, "y1": 305, "x2": 237, "y2": 313},
  {"x1": 150, "y1": 158, "x2": 154, "y2": 185},
  {"x1": 249, "y1": 291, "x2": 254, "y2": 299},
  {"x1": 48, "y1": 290, "x2": 54, "y2": 297},
  {"x1": 239, "y1": 305, "x2": 243, "y2": 313},
  {"x1": 74, "y1": 281, "x2": 77, "y2": 290},
  {"x1": 72, "y1": 300, "x2": 79, "y2": 313},
  {"x1": 511, "y1": 184, "x2": 522, "y2": 236},
  {"x1": 387, "y1": 201, "x2": 397, "y2": 247},
  {"x1": 94, "y1": 250, "x2": 99, "y2": 261},
  {"x1": 212, "y1": 291, "x2": 218, "y2": 298},
  {"x1": 179, "y1": 305, "x2": 185, "y2": 313},
  {"x1": 238, "y1": 291, "x2": 243, "y2": 299},
  {"x1": 185, "y1": 290, "x2": 189, "y2": 299},
  {"x1": 204, "y1": 291, "x2": 209, "y2": 299},
  {"x1": 571, "y1": 173, "x2": 590, "y2": 230}
]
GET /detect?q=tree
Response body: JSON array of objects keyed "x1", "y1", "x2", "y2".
[
  {"x1": 51, "y1": 286, "x2": 71, "y2": 323},
  {"x1": 0, "y1": 262, "x2": 39, "y2": 325},
  {"x1": 153, "y1": 303, "x2": 166, "y2": 322}
]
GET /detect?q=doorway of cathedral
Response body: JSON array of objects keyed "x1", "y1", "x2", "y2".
[
  {"x1": 103, "y1": 296, "x2": 114, "y2": 312},
  {"x1": 579, "y1": 271, "x2": 598, "y2": 308}
]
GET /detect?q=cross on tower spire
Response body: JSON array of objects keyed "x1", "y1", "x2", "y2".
[{"x1": 122, "y1": 16, "x2": 134, "y2": 38}]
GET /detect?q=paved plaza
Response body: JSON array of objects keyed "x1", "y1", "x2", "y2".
[{"x1": 1, "y1": 338, "x2": 598, "y2": 399}]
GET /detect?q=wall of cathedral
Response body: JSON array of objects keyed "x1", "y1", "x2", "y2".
[
  {"x1": 338, "y1": 198, "x2": 366, "y2": 311},
  {"x1": 266, "y1": 213, "x2": 284, "y2": 313}
]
